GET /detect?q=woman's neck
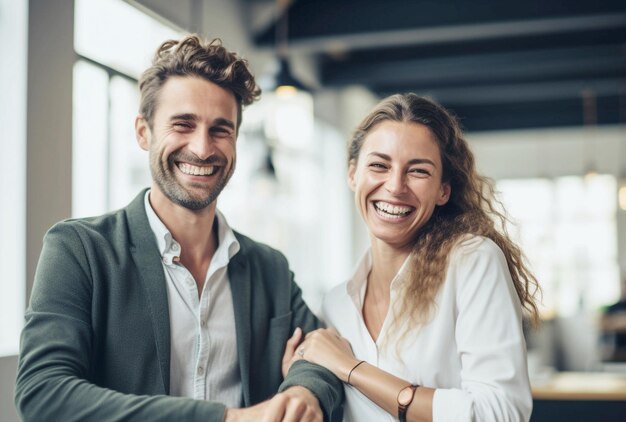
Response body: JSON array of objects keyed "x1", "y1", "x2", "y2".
[{"x1": 368, "y1": 238, "x2": 411, "y2": 291}]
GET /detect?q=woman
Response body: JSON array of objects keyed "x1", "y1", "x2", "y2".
[{"x1": 286, "y1": 94, "x2": 540, "y2": 421}]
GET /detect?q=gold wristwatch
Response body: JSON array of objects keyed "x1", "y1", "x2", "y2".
[{"x1": 397, "y1": 384, "x2": 418, "y2": 422}]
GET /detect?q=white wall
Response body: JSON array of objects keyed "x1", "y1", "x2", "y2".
[
  {"x1": 0, "y1": 1, "x2": 75, "y2": 421},
  {"x1": 0, "y1": 356, "x2": 18, "y2": 422}
]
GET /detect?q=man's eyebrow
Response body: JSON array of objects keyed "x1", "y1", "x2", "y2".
[
  {"x1": 367, "y1": 152, "x2": 436, "y2": 166},
  {"x1": 169, "y1": 113, "x2": 198, "y2": 122}
]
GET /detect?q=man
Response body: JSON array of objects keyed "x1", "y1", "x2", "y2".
[{"x1": 15, "y1": 35, "x2": 342, "y2": 421}]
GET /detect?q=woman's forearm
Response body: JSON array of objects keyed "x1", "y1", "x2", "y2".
[{"x1": 345, "y1": 360, "x2": 434, "y2": 422}]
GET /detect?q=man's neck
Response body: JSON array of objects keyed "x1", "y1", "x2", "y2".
[{"x1": 149, "y1": 186, "x2": 219, "y2": 288}]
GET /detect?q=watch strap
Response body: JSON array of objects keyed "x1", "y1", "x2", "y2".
[{"x1": 397, "y1": 384, "x2": 418, "y2": 422}]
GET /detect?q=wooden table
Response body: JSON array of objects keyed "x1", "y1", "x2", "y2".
[
  {"x1": 531, "y1": 372, "x2": 626, "y2": 421},
  {"x1": 532, "y1": 371, "x2": 626, "y2": 401}
]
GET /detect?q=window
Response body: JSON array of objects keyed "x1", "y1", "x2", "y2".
[
  {"x1": 0, "y1": 0, "x2": 27, "y2": 356},
  {"x1": 219, "y1": 104, "x2": 354, "y2": 311},
  {"x1": 497, "y1": 175, "x2": 620, "y2": 318},
  {"x1": 72, "y1": 0, "x2": 181, "y2": 217}
]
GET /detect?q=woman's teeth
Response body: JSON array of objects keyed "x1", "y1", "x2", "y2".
[{"x1": 374, "y1": 201, "x2": 413, "y2": 216}]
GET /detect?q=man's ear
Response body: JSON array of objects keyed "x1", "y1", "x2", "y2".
[
  {"x1": 135, "y1": 115, "x2": 151, "y2": 151},
  {"x1": 437, "y1": 183, "x2": 451, "y2": 206},
  {"x1": 347, "y1": 161, "x2": 357, "y2": 192}
]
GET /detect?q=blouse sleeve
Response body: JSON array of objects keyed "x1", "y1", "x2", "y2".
[{"x1": 432, "y1": 238, "x2": 533, "y2": 422}]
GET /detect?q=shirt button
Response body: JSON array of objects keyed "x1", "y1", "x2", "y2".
[
  {"x1": 172, "y1": 243, "x2": 179, "y2": 251},
  {"x1": 197, "y1": 366, "x2": 204, "y2": 375},
  {"x1": 201, "y1": 320, "x2": 207, "y2": 328}
]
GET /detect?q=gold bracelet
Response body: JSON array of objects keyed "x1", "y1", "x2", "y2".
[{"x1": 347, "y1": 360, "x2": 366, "y2": 385}]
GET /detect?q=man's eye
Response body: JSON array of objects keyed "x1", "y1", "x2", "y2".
[
  {"x1": 211, "y1": 127, "x2": 233, "y2": 137},
  {"x1": 173, "y1": 122, "x2": 192, "y2": 129}
]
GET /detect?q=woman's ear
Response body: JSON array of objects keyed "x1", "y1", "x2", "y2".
[
  {"x1": 347, "y1": 161, "x2": 357, "y2": 192},
  {"x1": 135, "y1": 115, "x2": 151, "y2": 151},
  {"x1": 437, "y1": 183, "x2": 451, "y2": 206}
]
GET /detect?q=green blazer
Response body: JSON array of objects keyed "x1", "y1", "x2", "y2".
[{"x1": 15, "y1": 190, "x2": 343, "y2": 421}]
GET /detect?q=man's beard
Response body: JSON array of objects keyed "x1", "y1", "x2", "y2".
[{"x1": 150, "y1": 149, "x2": 234, "y2": 211}]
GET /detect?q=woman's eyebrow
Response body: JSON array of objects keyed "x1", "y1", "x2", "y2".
[{"x1": 367, "y1": 152, "x2": 435, "y2": 166}]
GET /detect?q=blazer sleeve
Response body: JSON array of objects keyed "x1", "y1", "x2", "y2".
[
  {"x1": 14, "y1": 224, "x2": 226, "y2": 422},
  {"x1": 277, "y1": 272, "x2": 344, "y2": 422}
]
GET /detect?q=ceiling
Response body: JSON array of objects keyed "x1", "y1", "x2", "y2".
[{"x1": 249, "y1": 0, "x2": 626, "y2": 132}]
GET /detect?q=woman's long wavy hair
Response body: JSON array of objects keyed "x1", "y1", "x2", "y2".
[{"x1": 348, "y1": 94, "x2": 541, "y2": 341}]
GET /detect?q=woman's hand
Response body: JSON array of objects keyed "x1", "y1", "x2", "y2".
[
  {"x1": 282, "y1": 327, "x2": 304, "y2": 378},
  {"x1": 292, "y1": 328, "x2": 358, "y2": 382}
]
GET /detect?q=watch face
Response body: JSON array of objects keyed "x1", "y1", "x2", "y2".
[{"x1": 398, "y1": 386, "x2": 414, "y2": 406}]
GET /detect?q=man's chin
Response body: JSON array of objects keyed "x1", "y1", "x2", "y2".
[{"x1": 172, "y1": 194, "x2": 215, "y2": 211}]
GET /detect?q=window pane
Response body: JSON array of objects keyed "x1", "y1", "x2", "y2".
[
  {"x1": 497, "y1": 175, "x2": 620, "y2": 318},
  {"x1": 73, "y1": 0, "x2": 182, "y2": 216},
  {"x1": 0, "y1": 0, "x2": 27, "y2": 356},
  {"x1": 74, "y1": 0, "x2": 181, "y2": 78},
  {"x1": 109, "y1": 76, "x2": 149, "y2": 210},
  {"x1": 72, "y1": 60, "x2": 109, "y2": 218}
]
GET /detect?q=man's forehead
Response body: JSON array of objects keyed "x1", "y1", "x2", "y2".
[{"x1": 153, "y1": 76, "x2": 238, "y2": 120}]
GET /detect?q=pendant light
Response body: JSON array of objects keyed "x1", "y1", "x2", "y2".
[{"x1": 262, "y1": 0, "x2": 314, "y2": 152}]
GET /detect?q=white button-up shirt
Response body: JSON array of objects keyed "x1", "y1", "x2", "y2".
[
  {"x1": 144, "y1": 191, "x2": 242, "y2": 407},
  {"x1": 321, "y1": 235, "x2": 532, "y2": 422}
]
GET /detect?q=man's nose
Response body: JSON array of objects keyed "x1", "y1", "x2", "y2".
[{"x1": 187, "y1": 129, "x2": 213, "y2": 160}]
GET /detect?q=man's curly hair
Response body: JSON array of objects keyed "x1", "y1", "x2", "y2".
[{"x1": 139, "y1": 34, "x2": 261, "y2": 130}]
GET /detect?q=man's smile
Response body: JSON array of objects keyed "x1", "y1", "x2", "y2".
[{"x1": 176, "y1": 162, "x2": 217, "y2": 176}]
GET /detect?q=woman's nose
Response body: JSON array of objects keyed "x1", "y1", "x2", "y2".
[{"x1": 384, "y1": 169, "x2": 407, "y2": 195}]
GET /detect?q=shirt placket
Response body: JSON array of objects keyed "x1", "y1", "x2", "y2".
[
  {"x1": 194, "y1": 278, "x2": 211, "y2": 400},
  {"x1": 167, "y1": 236, "x2": 208, "y2": 401}
]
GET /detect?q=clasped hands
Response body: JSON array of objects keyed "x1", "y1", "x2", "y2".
[
  {"x1": 224, "y1": 327, "x2": 354, "y2": 421},
  {"x1": 223, "y1": 385, "x2": 322, "y2": 422}
]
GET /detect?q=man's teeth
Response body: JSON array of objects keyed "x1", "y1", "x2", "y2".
[
  {"x1": 374, "y1": 201, "x2": 413, "y2": 216},
  {"x1": 178, "y1": 163, "x2": 216, "y2": 176}
]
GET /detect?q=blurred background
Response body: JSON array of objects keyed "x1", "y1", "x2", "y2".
[{"x1": 1, "y1": 0, "x2": 625, "y2": 420}]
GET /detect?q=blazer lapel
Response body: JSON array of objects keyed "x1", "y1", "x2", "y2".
[
  {"x1": 228, "y1": 242, "x2": 252, "y2": 406},
  {"x1": 126, "y1": 190, "x2": 171, "y2": 394}
]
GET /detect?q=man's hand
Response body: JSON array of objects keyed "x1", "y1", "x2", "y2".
[
  {"x1": 281, "y1": 327, "x2": 303, "y2": 378},
  {"x1": 224, "y1": 386, "x2": 322, "y2": 422}
]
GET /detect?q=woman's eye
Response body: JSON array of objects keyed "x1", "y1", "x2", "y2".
[
  {"x1": 369, "y1": 162, "x2": 387, "y2": 170},
  {"x1": 410, "y1": 168, "x2": 430, "y2": 176}
]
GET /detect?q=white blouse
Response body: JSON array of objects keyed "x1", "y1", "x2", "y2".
[{"x1": 321, "y1": 235, "x2": 532, "y2": 422}]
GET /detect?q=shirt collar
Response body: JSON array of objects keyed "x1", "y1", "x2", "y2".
[
  {"x1": 346, "y1": 248, "x2": 412, "y2": 310},
  {"x1": 143, "y1": 190, "x2": 240, "y2": 266}
]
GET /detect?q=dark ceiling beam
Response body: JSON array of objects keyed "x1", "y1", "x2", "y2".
[
  {"x1": 264, "y1": 13, "x2": 626, "y2": 54},
  {"x1": 322, "y1": 44, "x2": 626, "y2": 88},
  {"x1": 246, "y1": 0, "x2": 626, "y2": 133},
  {"x1": 254, "y1": 0, "x2": 626, "y2": 53},
  {"x1": 445, "y1": 95, "x2": 621, "y2": 132},
  {"x1": 379, "y1": 78, "x2": 626, "y2": 107}
]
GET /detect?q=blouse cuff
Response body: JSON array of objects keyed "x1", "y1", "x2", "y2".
[{"x1": 432, "y1": 388, "x2": 472, "y2": 422}]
